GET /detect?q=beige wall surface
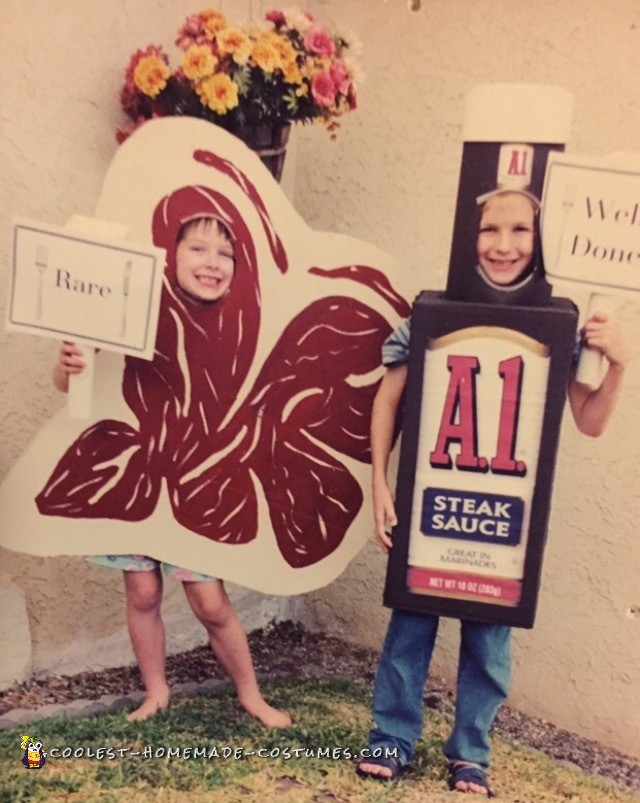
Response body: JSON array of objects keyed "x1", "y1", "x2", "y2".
[
  {"x1": 291, "y1": 0, "x2": 640, "y2": 759},
  {"x1": 1, "y1": 0, "x2": 639, "y2": 758}
]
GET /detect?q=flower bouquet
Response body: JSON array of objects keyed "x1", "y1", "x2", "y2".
[{"x1": 117, "y1": 7, "x2": 361, "y2": 151}]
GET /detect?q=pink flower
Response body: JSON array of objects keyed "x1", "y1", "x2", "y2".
[
  {"x1": 182, "y1": 14, "x2": 202, "y2": 35},
  {"x1": 303, "y1": 26, "x2": 335, "y2": 57},
  {"x1": 311, "y1": 71, "x2": 336, "y2": 108},
  {"x1": 120, "y1": 46, "x2": 169, "y2": 117},
  {"x1": 265, "y1": 10, "x2": 286, "y2": 26},
  {"x1": 175, "y1": 14, "x2": 203, "y2": 49},
  {"x1": 116, "y1": 119, "x2": 141, "y2": 145},
  {"x1": 329, "y1": 59, "x2": 350, "y2": 95},
  {"x1": 115, "y1": 114, "x2": 162, "y2": 145}
]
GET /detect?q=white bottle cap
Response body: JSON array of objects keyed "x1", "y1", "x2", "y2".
[{"x1": 463, "y1": 84, "x2": 574, "y2": 144}]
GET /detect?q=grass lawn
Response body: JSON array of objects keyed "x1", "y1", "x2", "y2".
[{"x1": 2, "y1": 678, "x2": 638, "y2": 803}]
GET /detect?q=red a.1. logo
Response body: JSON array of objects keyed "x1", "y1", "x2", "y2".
[{"x1": 429, "y1": 355, "x2": 526, "y2": 477}]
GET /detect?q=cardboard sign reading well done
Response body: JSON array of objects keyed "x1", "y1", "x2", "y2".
[
  {"x1": 541, "y1": 152, "x2": 640, "y2": 294},
  {"x1": 7, "y1": 219, "x2": 165, "y2": 358}
]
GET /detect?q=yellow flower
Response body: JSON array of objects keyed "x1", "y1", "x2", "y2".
[
  {"x1": 268, "y1": 33, "x2": 298, "y2": 72},
  {"x1": 300, "y1": 58, "x2": 317, "y2": 81},
  {"x1": 201, "y1": 9, "x2": 226, "y2": 39},
  {"x1": 133, "y1": 55, "x2": 171, "y2": 98},
  {"x1": 182, "y1": 45, "x2": 217, "y2": 80},
  {"x1": 251, "y1": 39, "x2": 279, "y2": 73},
  {"x1": 217, "y1": 27, "x2": 252, "y2": 64},
  {"x1": 283, "y1": 60, "x2": 303, "y2": 85},
  {"x1": 197, "y1": 73, "x2": 239, "y2": 114}
]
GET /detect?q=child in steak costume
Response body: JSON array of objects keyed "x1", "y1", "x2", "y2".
[{"x1": 54, "y1": 187, "x2": 292, "y2": 726}]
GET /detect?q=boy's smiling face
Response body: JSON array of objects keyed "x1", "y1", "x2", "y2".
[
  {"x1": 175, "y1": 218, "x2": 235, "y2": 302},
  {"x1": 476, "y1": 192, "x2": 535, "y2": 286}
]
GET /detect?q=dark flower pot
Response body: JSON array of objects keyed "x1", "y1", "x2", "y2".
[{"x1": 231, "y1": 122, "x2": 291, "y2": 183}]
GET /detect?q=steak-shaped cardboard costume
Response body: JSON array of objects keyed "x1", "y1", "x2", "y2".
[{"x1": 0, "y1": 118, "x2": 411, "y2": 595}]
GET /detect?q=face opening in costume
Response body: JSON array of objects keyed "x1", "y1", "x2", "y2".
[
  {"x1": 476, "y1": 191, "x2": 538, "y2": 289},
  {"x1": 175, "y1": 216, "x2": 236, "y2": 304}
]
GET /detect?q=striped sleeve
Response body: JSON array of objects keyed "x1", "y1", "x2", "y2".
[{"x1": 382, "y1": 318, "x2": 411, "y2": 366}]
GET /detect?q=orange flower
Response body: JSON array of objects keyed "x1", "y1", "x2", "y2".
[
  {"x1": 197, "y1": 73, "x2": 239, "y2": 113},
  {"x1": 263, "y1": 31, "x2": 297, "y2": 67},
  {"x1": 283, "y1": 60, "x2": 303, "y2": 85},
  {"x1": 201, "y1": 9, "x2": 226, "y2": 39},
  {"x1": 217, "y1": 27, "x2": 253, "y2": 64},
  {"x1": 133, "y1": 55, "x2": 171, "y2": 98},
  {"x1": 182, "y1": 44, "x2": 218, "y2": 80},
  {"x1": 251, "y1": 38, "x2": 279, "y2": 73}
]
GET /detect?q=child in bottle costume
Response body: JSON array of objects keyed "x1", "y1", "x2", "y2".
[{"x1": 357, "y1": 88, "x2": 629, "y2": 796}]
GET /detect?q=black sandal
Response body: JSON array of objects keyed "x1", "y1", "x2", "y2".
[
  {"x1": 448, "y1": 761, "x2": 495, "y2": 797},
  {"x1": 356, "y1": 755, "x2": 402, "y2": 781}
]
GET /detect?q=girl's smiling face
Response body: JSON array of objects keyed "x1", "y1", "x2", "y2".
[
  {"x1": 175, "y1": 218, "x2": 235, "y2": 302},
  {"x1": 476, "y1": 192, "x2": 536, "y2": 286}
]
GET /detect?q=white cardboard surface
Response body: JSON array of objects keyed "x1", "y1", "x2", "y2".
[{"x1": 0, "y1": 118, "x2": 411, "y2": 595}]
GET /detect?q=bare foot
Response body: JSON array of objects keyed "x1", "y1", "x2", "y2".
[
  {"x1": 356, "y1": 761, "x2": 394, "y2": 779},
  {"x1": 239, "y1": 695, "x2": 292, "y2": 728},
  {"x1": 126, "y1": 688, "x2": 170, "y2": 722},
  {"x1": 449, "y1": 761, "x2": 492, "y2": 796},
  {"x1": 453, "y1": 779, "x2": 489, "y2": 795}
]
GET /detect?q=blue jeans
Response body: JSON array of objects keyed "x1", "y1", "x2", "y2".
[{"x1": 369, "y1": 609, "x2": 511, "y2": 769}]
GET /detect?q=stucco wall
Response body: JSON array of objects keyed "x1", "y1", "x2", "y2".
[
  {"x1": 290, "y1": 0, "x2": 640, "y2": 759},
  {"x1": 1, "y1": 0, "x2": 639, "y2": 758},
  {"x1": 0, "y1": 0, "x2": 291, "y2": 682}
]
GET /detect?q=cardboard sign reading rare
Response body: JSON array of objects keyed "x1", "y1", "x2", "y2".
[
  {"x1": 384, "y1": 292, "x2": 577, "y2": 628},
  {"x1": 8, "y1": 219, "x2": 165, "y2": 358},
  {"x1": 541, "y1": 152, "x2": 640, "y2": 293}
]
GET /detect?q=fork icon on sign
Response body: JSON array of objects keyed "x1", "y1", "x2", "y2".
[
  {"x1": 120, "y1": 260, "x2": 132, "y2": 337},
  {"x1": 35, "y1": 244, "x2": 48, "y2": 320}
]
